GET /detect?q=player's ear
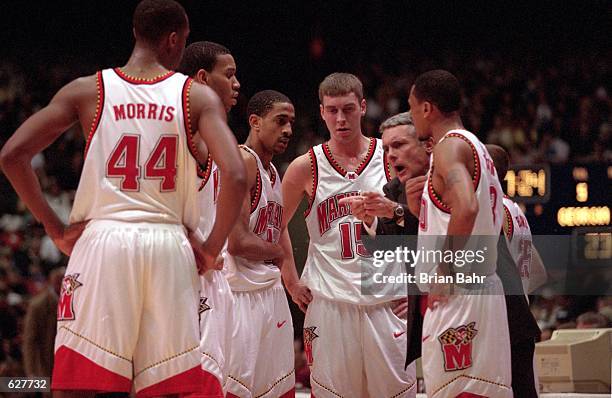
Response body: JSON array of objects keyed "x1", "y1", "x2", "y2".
[
  {"x1": 248, "y1": 114, "x2": 260, "y2": 131},
  {"x1": 423, "y1": 101, "x2": 432, "y2": 118},
  {"x1": 319, "y1": 104, "x2": 324, "y2": 120},
  {"x1": 195, "y1": 69, "x2": 209, "y2": 85},
  {"x1": 168, "y1": 31, "x2": 178, "y2": 47},
  {"x1": 360, "y1": 98, "x2": 367, "y2": 117}
]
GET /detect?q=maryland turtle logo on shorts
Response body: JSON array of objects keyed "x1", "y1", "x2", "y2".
[
  {"x1": 303, "y1": 326, "x2": 319, "y2": 367},
  {"x1": 438, "y1": 322, "x2": 478, "y2": 371},
  {"x1": 57, "y1": 274, "x2": 83, "y2": 321}
]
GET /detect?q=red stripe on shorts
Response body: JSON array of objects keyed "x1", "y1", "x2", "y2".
[
  {"x1": 51, "y1": 345, "x2": 131, "y2": 392},
  {"x1": 137, "y1": 366, "x2": 222, "y2": 398}
]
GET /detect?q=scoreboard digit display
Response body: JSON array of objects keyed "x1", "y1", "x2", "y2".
[{"x1": 503, "y1": 163, "x2": 611, "y2": 235}]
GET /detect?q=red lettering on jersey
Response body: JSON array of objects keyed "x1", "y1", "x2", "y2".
[
  {"x1": 438, "y1": 322, "x2": 478, "y2": 372},
  {"x1": 158, "y1": 105, "x2": 166, "y2": 120},
  {"x1": 113, "y1": 105, "x2": 126, "y2": 120},
  {"x1": 253, "y1": 207, "x2": 268, "y2": 235},
  {"x1": 136, "y1": 103, "x2": 145, "y2": 119},
  {"x1": 165, "y1": 106, "x2": 175, "y2": 122},
  {"x1": 516, "y1": 214, "x2": 528, "y2": 229},
  {"x1": 317, "y1": 202, "x2": 330, "y2": 235},
  {"x1": 127, "y1": 103, "x2": 136, "y2": 119},
  {"x1": 148, "y1": 103, "x2": 158, "y2": 119},
  {"x1": 253, "y1": 201, "x2": 283, "y2": 238},
  {"x1": 316, "y1": 191, "x2": 360, "y2": 236},
  {"x1": 328, "y1": 196, "x2": 339, "y2": 222}
]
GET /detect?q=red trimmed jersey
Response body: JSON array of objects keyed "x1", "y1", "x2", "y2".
[
  {"x1": 502, "y1": 196, "x2": 534, "y2": 294},
  {"x1": 70, "y1": 69, "x2": 199, "y2": 230},
  {"x1": 196, "y1": 155, "x2": 220, "y2": 239},
  {"x1": 303, "y1": 138, "x2": 397, "y2": 305},
  {"x1": 416, "y1": 129, "x2": 503, "y2": 291},
  {"x1": 224, "y1": 146, "x2": 283, "y2": 291}
]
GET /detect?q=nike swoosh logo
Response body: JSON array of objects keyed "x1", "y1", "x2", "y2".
[
  {"x1": 277, "y1": 320, "x2": 287, "y2": 328},
  {"x1": 422, "y1": 335, "x2": 430, "y2": 342},
  {"x1": 393, "y1": 331, "x2": 406, "y2": 338}
]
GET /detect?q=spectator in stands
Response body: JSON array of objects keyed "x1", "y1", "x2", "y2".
[{"x1": 576, "y1": 312, "x2": 610, "y2": 329}]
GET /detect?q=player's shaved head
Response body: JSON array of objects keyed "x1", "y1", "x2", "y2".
[
  {"x1": 247, "y1": 90, "x2": 292, "y2": 118},
  {"x1": 179, "y1": 41, "x2": 231, "y2": 76},
  {"x1": 133, "y1": 0, "x2": 188, "y2": 45},
  {"x1": 486, "y1": 144, "x2": 510, "y2": 179},
  {"x1": 412, "y1": 69, "x2": 461, "y2": 114}
]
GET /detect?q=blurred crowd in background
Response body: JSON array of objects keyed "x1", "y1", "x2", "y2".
[{"x1": 0, "y1": 48, "x2": 610, "y2": 381}]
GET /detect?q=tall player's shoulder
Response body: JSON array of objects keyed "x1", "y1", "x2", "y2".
[
  {"x1": 187, "y1": 81, "x2": 225, "y2": 120},
  {"x1": 283, "y1": 151, "x2": 314, "y2": 196}
]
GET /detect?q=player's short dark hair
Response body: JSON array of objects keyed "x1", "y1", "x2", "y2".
[
  {"x1": 133, "y1": 0, "x2": 188, "y2": 44},
  {"x1": 318, "y1": 73, "x2": 363, "y2": 103},
  {"x1": 247, "y1": 90, "x2": 292, "y2": 118},
  {"x1": 413, "y1": 69, "x2": 461, "y2": 114},
  {"x1": 486, "y1": 144, "x2": 510, "y2": 180},
  {"x1": 178, "y1": 41, "x2": 231, "y2": 76}
]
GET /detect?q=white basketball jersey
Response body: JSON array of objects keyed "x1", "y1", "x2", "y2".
[
  {"x1": 303, "y1": 138, "x2": 396, "y2": 305},
  {"x1": 502, "y1": 196, "x2": 533, "y2": 294},
  {"x1": 416, "y1": 130, "x2": 503, "y2": 291},
  {"x1": 196, "y1": 155, "x2": 220, "y2": 239},
  {"x1": 225, "y1": 146, "x2": 283, "y2": 291},
  {"x1": 70, "y1": 69, "x2": 199, "y2": 230}
]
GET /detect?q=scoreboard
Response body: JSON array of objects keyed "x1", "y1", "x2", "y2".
[{"x1": 503, "y1": 163, "x2": 611, "y2": 269}]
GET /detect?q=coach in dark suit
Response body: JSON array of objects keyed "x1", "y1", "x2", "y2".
[{"x1": 345, "y1": 112, "x2": 429, "y2": 368}]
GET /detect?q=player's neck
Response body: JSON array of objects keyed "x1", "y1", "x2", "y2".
[
  {"x1": 245, "y1": 135, "x2": 273, "y2": 170},
  {"x1": 432, "y1": 117, "x2": 464, "y2": 144},
  {"x1": 121, "y1": 45, "x2": 170, "y2": 78},
  {"x1": 327, "y1": 134, "x2": 369, "y2": 157}
]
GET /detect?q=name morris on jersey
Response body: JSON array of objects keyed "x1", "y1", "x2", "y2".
[
  {"x1": 316, "y1": 191, "x2": 360, "y2": 236},
  {"x1": 112, "y1": 102, "x2": 176, "y2": 122}
]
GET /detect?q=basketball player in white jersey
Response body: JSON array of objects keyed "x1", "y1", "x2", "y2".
[
  {"x1": 179, "y1": 40, "x2": 241, "y2": 395},
  {"x1": 410, "y1": 69, "x2": 512, "y2": 397},
  {"x1": 282, "y1": 73, "x2": 416, "y2": 397},
  {"x1": 486, "y1": 145, "x2": 547, "y2": 296},
  {"x1": 224, "y1": 90, "x2": 296, "y2": 398},
  {"x1": 0, "y1": 1, "x2": 247, "y2": 396},
  {"x1": 488, "y1": 144, "x2": 545, "y2": 398}
]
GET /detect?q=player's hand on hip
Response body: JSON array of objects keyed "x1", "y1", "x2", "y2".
[
  {"x1": 51, "y1": 220, "x2": 89, "y2": 256},
  {"x1": 405, "y1": 175, "x2": 426, "y2": 217},
  {"x1": 391, "y1": 297, "x2": 409, "y2": 319},
  {"x1": 361, "y1": 191, "x2": 395, "y2": 218},
  {"x1": 338, "y1": 195, "x2": 374, "y2": 225},
  {"x1": 188, "y1": 231, "x2": 219, "y2": 274},
  {"x1": 287, "y1": 280, "x2": 313, "y2": 313}
]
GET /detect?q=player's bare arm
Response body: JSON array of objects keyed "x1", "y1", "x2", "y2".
[
  {"x1": 434, "y1": 137, "x2": 479, "y2": 236},
  {"x1": 0, "y1": 76, "x2": 96, "y2": 255},
  {"x1": 280, "y1": 152, "x2": 313, "y2": 311},
  {"x1": 227, "y1": 150, "x2": 284, "y2": 262},
  {"x1": 189, "y1": 82, "x2": 247, "y2": 262},
  {"x1": 427, "y1": 137, "x2": 478, "y2": 307}
]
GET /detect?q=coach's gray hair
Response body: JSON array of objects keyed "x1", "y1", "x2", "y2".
[{"x1": 379, "y1": 112, "x2": 414, "y2": 135}]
